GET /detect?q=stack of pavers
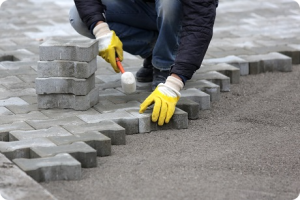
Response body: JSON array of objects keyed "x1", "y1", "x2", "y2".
[
  {"x1": 35, "y1": 39, "x2": 99, "y2": 111},
  {"x1": 0, "y1": 39, "x2": 110, "y2": 183}
]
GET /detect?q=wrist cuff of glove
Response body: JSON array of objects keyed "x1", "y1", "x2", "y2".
[
  {"x1": 164, "y1": 76, "x2": 184, "y2": 95},
  {"x1": 93, "y1": 23, "x2": 111, "y2": 39}
]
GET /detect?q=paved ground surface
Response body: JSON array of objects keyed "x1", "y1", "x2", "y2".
[{"x1": 1, "y1": 0, "x2": 300, "y2": 199}]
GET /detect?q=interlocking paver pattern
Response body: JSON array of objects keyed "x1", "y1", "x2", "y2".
[{"x1": 1, "y1": 0, "x2": 300, "y2": 197}]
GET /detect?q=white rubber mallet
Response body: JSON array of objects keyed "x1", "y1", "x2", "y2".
[{"x1": 116, "y1": 56, "x2": 136, "y2": 94}]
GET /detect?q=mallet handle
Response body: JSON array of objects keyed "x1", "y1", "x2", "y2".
[{"x1": 116, "y1": 57, "x2": 125, "y2": 74}]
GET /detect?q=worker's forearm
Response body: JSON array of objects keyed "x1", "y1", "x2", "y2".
[
  {"x1": 95, "y1": 21, "x2": 105, "y2": 26},
  {"x1": 171, "y1": 74, "x2": 182, "y2": 82}
]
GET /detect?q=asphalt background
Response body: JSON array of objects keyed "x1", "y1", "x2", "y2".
[{"x1": 1, "y1": 0, "x2": 300, "y2": 200}]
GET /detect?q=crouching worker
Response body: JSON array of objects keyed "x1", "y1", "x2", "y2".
[{"x1": 70, "y1": 0, "x2": 218, "y2": 126}]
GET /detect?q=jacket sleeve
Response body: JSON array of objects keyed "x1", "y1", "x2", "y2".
[
  {"x1": 74, "y1": 0, "x2": 106, "y2": 29},
  {"x1": 170, "y1": 0, "x2": 217, "y2": 80}
]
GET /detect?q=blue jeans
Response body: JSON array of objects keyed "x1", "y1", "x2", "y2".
[{"x1": 69, "y1": 0, "x2": 182, "y2": 70}]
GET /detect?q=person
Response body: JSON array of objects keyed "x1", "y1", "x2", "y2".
[{"x1": 70, "y1": 0, "x2": 218, "y2": 126}]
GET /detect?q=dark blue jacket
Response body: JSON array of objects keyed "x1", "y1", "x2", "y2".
[{"x1": 74, "y1": 0, "x2": 217, "y2": 80}]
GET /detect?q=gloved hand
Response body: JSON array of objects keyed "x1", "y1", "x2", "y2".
[
  {"x1": 93, "y1": 22, "x2": 123, "y2": 73},
  {"x1": 139, "y1": 76, "x2": 184, "y2": 126}
]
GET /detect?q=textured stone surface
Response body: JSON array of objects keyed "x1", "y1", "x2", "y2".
[
  {"x1": 48, "y1": 131, "x2": 111, "y2": 157},
  {"x1": 0, "y1": 97, "x2": 29, "y2": 106},
  {"x1": 37, "y1": 87, "x2": 99, "y2": 110},
  {"x1": 203, "y1": 55, "x2": 249, "y2": 76},
  {"x1": 26, "y1": 116, "x2": 86, "y2": 129},
  {"x1": 30, "y1": 142, "x2": 97, "y2": 168},
  {"x1": 197, "y1": 63, "x2": 240, "y2": 84},
  {"x1": 94, "y1": 100, "x2": 140, "y2": 113},
  {"x1": 185, "y1": 80, "x2": 220, "y2": 102},
  {"x1": 39, "y1": 39, "x2": 98, "y2": 62},
  {"x1": 0, "y1": 49, "x2": 36, "y2": 62},
  {"x1": 0, "y1": 153, "x2": 57, "y2": 200},
  {"x1": 35, "y1": 74, "x2": 95, "y2": 95},
  {"x1": 13, "y1": 153, "x2": 81, "y2": 182},
  {"x1": 9, "y1": 126, "x2": 72, "y2": 141},
  {"x1": 240, "y1": 52, "x2": 292, "y2": 74},
  {"x1": 181, "y1": 88, "x2": 210, "y2": 110},
  {"x1": 78, "y1": 111, "x2": 139, "y2": 135},
  {"x1": 0, "y1": 122, "x2": 34, "y2": 142},
  {"x1": 192, "y1": 71, "x2": 231, "y2": 92},
  {"x1": 0, "y1": 111, "x2": 49, "y2": 125},
  {"x1": 0, "y1": 138, "x2": 56, "y2": 160},
  {"x1": 37, "y1": 58, "x2": 97, "y2": 79},
  {"x1": 63, "y1": 121, "x2": 126, "y2": 145},
  {"x1": 177, "y1": 98, "x2": 200, "y2": 120}
]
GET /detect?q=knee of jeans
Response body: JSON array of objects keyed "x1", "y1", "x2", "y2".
[{"x1": 156, "y1": 0, "x2": 182, "y2": 23}]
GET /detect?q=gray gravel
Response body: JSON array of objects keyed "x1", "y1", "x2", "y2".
[{"x1": 42, "y1": 66, "x2": 300, "y2": 199}]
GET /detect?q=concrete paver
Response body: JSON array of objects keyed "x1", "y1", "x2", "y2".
[{"x1": 0, "y1": 153, "x2": 57, "y2": 200}]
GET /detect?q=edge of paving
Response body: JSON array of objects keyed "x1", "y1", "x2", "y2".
[{"x1": 0, "y1": 153, "x2": 57, "y2": 200}]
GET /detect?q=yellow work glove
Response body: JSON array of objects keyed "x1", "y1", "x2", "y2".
[
  {"x1": 139, "y1": 76, "x2": 184, "y2": 126},
  {"x1": 93, "y1": 22, "x2": 123, "y2": 73}
]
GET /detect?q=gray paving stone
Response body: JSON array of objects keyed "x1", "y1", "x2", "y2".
[
  {"x1": 0, "y1": 61, "x2": 37, "y2": 71},
  {"x1": 17, "y1": 74, "x2": 37, "y2": 83},
  {"x1": 239, "y1": 52, "x2": 292, "y2": 74},
  {"x1": 0, "y1": 107, "x2": 14, "y2": 115},
  {"x1": 30, "y1": 142, "x2": 97, "y2": 168},
  {"x1": 13, "y1": 153, "x2": 81, "y2": 182},
  {"x1": 177, "y1": 98, "x2": 200, "y2": 120},
  {"x1": 38, "y1": 58, "x2": 97, "y2": 79},
  {"x1": 0, "y1": 122, "x2": 34, "y2": 142},
  {"x1": 0, "y1": 88, "x2": 36, "y2": 100},
  {"x1": 98, "y1": 80, "x2": 123, "y2": 91},
  {"x1": 96, "y1": 74, "x2": 121, "y2": 83},
  {"x1": 21, "y1": 95, "x2": 38, "y2": 105},
  {"x1": 128, "y1": 108, "x2": 188, "y2": 131},
  {"x1": 271, "y1": 45, "x2": 300, "y2": 65},
  {"x1": 0, "y1": 153, "x2": 57, "y2": 200},
  {"x1": 5, "y1": 104, "x2": 39, "y2": 114},
  {"x1": 135, "y1": 81, "x2": 152, "y2": 92},
  {"x1": 0, "y1": 68, "x2": 10, "y2": 78},
  {"x1": 0, "y1": 75, "x2": 23, "y2": 84},
  {"x1": 0, "y1": 111, "x2": 49, "y2": 125},
  {"x1": 39, "y1": 39, "x2": 98, "y2": 62},
  {"x1": 156, "y1": 108, "x2": 189, "y2": 130},
  {"x1": 94, "y1": 100, "x2": 140, "y2": 113},
  {"x1": 203, "y1": 55, "x2": 249, "y2": 76},
  {"x1": 35, "y1": 74, "x2": 95, "y2": 95},
  {"x1": 0, "y1": 138, "x2": 56, "y2": 160},
  {"x1": 0, "y1": 97, "x2": 29, "y2": 106},
  {"x1": 40, "y1": 108, "x2": 100, "y2": 119},
  {"x1": 185, "y1": 80, "x2": 220, "y2": 102},
  {"x1": 104, "y1": 92, "x2": 149, "y2": 104},
  {"x1": 126, "y1": 109, "x2": 156, "y2": 133},
  {"x1": 191, "y1": 71, "x2": 230, "y2": 92},
  {"x1": 0, "y1": 49, "x2": 36, "y2": 62},
  {"x1": 181, "y1": 88, "x2": 210, "y2": 110},
  {"x1": 37, "y1": 87, "x2": 99, "y2": 110},
  {"x1": 98, "y1": 88, "x2": 126, "y2": 97},
  {"x1": 197, "y1": 63, "x2": 240, "y2": 84},
  {"x1": 286, "y1": 44, "x2": 300, "y2": 64},
  {"x1": 26, "y1": 116, "x2": 86, "y2": 130},
  {"x1": 3, "y1": 82, "x2": 35, "y2": 90},
  {"x1": 78, "y1": 110, "x2": 139, "y2": 135},
  {"x1": 9, "y1": 126, "x2": 72, "y2": 141},
  {"x1": 48, "y1": 131, "x2": 111, "y2": 157},
  {"x1": 63, "y1": 121, "x2": 126, "y2": 145}
]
